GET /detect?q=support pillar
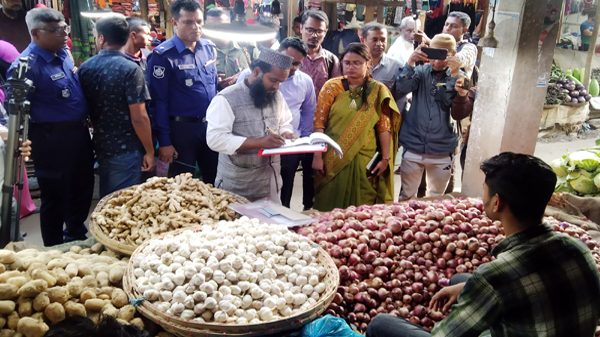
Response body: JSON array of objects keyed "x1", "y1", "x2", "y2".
[{"x1": 462, "y1": 0, "x2": 563, "y2": 197}]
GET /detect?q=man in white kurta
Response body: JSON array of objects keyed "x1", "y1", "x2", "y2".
[{"x1": 206, "y1": 48, "x2": 295, "y2": 202}]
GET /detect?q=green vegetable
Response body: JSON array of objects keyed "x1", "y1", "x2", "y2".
[
  {"x1": 550, "y1": 158, "x2": 568, "y2": 177},
  {"x1": 573, "y1": 68, "x2": 582, "y2": 82},
  {"x1": 568, "y1": 150, "x2": 600, "y2": 172},
  {"x1": 566, "y1": 75, "x2": 583, "y2": 86},
  {"x1": 566, "y1": 69, "x2": 573, "y2": 77},
  {"x1": 594, "y1": 174, "x2": 600, "y2": 189},
  {"x1": 589, "y1": 79, "x2": 600, "y2": 96},
  {"x1": 569, "y1": 175, "x2": 598, "y2": 194}
]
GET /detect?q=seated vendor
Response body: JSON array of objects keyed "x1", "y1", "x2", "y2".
[{"x1": 367, "y1": 152, "x2": 600, "y2": 337}]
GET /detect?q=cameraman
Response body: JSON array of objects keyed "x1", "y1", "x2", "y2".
[{"x1": 396, "y1": 33, "x2": 470, "y2": 200}]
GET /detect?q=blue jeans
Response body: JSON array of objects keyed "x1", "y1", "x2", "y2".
[{"x1": 98, "y1": 150, "x2": 142, "y2": 198}]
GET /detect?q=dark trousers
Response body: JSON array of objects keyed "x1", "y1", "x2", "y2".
[
  {"x1": 366, "y1": 273, "x2": 472, "y2": 337},
  {"x1": 280, "y1": 153, "x2": 314, "y2": 209},
  {"x1": 169, "y1": 120, "x2": 218, "y2": 185},
  {"x1": 29, "y1": 122, "x2": 94, "y2": 247}
]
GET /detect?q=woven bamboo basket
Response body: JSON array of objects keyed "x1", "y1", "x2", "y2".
[
  {"x1": 89, "y1": 187, "x2": 248, "y2": 256},
  {"x1": 123, "y1": 227, "x2": 340, "y2": 337}
]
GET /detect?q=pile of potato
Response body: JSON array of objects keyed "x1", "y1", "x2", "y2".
[
  {"x1": 91, "y1": 173, "x2": 245, "y2": 247},
  {"x1": 0, "y1": 245, "x2": 143, "y2": 337}
]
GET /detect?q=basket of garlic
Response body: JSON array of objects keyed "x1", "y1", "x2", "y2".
[
  {"x1": 123, "y1": 217, "x2": 340, "y2": 337},
  {"x1": 90, "y1": 173, "x2": 248, "y2": 256}
]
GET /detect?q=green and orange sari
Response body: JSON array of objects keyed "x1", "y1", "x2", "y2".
[{"x1": 313, "y1": 77, "x2": 401, "y2": 211}]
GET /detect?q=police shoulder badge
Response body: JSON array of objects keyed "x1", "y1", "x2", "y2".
[{"x1": 153, "y1": 65, "x2": 166, "y2": 79}]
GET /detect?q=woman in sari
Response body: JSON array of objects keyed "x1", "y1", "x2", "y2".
[{"x1": 312, "y1": 43, "x2": 401, "y2": 211}]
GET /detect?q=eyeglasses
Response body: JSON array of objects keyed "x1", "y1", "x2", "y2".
[
  {"x1": 39, "y1": 25, "x2": 71, "y2": 35},
  {"x1": 304, "y1": 27, "x2": 326, "y2": 36}
]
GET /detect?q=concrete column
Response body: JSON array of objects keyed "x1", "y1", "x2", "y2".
[
  {"x1": 377, "y1": 5, "x2": 384, "y2": 23},
  {"x1": 462, "y1": 0, "x2": 563, "y2": 197}
]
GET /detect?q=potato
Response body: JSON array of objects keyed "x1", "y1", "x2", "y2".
[
  {"x1": 47, "y1": 287, "x2": 69, "y2": 304},
  {"x1": 17, "y1": 279, "x2": 47, "y2": 298},
  {"x1": 31, "y1": 270, "x2": 56, "y2": 287},
  {"x1": 44, "y1": 303, "x2": 65, "y2": 324},
  {"x1": 98, "y1": 286, "x2": 113, "y2": 296},
  {"x1": 129, "y1": 317, "x2": 144, "y2": 330},
  {"x1": 117, "y1": 304, "x2": 135, "y2": 322},
  {"x1": 0, "y1": 271, "x2": 21, "y2": 283},
  {"x1": 88, "y1": 312, "x2": 100, "y2": 324},
  {"x1": 0, "y1": 264, "x2": 6, "y2": 273},
  {"x1": 0, "y1": 284, "x2": 18, "y2": 300},
  {"x1": 46, "y1": 258, "x2": 69, "y2": 270},
  {"x1": 63, "y1": 301, "x2": 86, "y2": 317},
  {"x1": 116, "y1": 318, "x2": 129, "y2": 325},
  {"x1": 66, "y1": 280, "x2": 84, "y2": 298},
  {"x1": 0, "y1": 250, "x2": 16, "y2": 264},
  {"x1": 96, "y1": 271, "x2": 109, "y2": 287},
  {"x1": 84, "y1": 299, "x2": 105, "y2": 312},
  {"x1": 32, "y1": 293, "x2": 50, "y2": 312},
  {"x1": 78, "y1": 265, "x2": 93, "y2": 277},
  {"x1": 8, "y1": 277, "x2": 30, "y2": 289},
  {"x1": 81, "y1": 275, "x2": 97, "y2": 288},
  {"x1": 51, "y1": 269, "x2": 70, "y2": 286},
  {"x1": 108, "y1": 265, "x2": 125, "y2": 285},
  {"x1": 111, "y1": 288, "x2": 128, "y2": 308},
  {"x1": 102, "y1": 303, "x2": 119, "y2": 317},
  {"x1": 17, "y1": 317, "x2": 49, "y2": 337},
  {"x1": 79, "y1": 248, "x2": 91, "y2": 255},
  {"x1": 0, "y1": 317, "x2": 5, "y2": 329},
  {"x1": 80, "y1": 289, "x2": 96, "y2": 302},
  {"x1": 17, "y1": 298, "x2": 32, "y2": 317},
  {"x1": 0, "y1": 329, "x2": 15, "y2": 337},
  {"x1": 98, "y1": 294, "x2": 110, "y2": 300},
  {"x1": 26, "y1": 262, "x2": 47, "y2": 275},
  {"x1": 64, "y1": 263, "x2": 78, "y2": 277},
  {"x1": 0, "y1": 300, "x2": 15, "y2": 314},
  {"x1": 7, "y1": 312, "x2": 19, "y2": 330},
  {"x1": 30, "y1": 313, "x2": 43, "y2": 321},
  {"x1": 90, "y1": 243, "x2": 103, "y2": 254},
  {"x1": 69, "y1": 246, "x2": 82, "y2": 254}
]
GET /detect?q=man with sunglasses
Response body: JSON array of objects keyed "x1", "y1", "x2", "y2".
[
  {"x1": 9, "y1": 8, "x2": 94, "y2": 246},
  {"x1": 147, "y1": 0, "x2": 219, "y2": 184},
  {"x1": 300, "y1": 9, "x2": 340, "y2": 96}
]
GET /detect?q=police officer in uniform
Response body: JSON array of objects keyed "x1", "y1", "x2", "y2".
[
  {"x1": 147, "y1": 0, "x2": 219, "y2": 183},
  {"x1": 10, "y1": 8, "x2": 94, "y2": 246}
]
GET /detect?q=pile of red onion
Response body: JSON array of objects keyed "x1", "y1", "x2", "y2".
[{"x1": 296, "y1": 198, "x2": 600, "y2": 334}]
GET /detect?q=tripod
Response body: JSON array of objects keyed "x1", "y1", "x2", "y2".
[{"x1": 0, "y1": 57, "x2": 34, "y2": 247}]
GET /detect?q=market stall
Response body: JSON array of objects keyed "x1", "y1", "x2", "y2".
[{"x1": 1, "y1": 182, "x2": 599, "y2": 336}]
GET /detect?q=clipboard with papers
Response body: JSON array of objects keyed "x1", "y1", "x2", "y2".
[{"x1": 258, "y1": 132, "x2": 343, "y2": 158}]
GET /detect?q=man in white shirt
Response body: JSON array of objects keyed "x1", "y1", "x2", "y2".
[
  {"x1": 236, "y1": 37, "x2": 317, "y2": 210},
  {"x1": 206, "y1": 48, "x2": 295, "y2": 202},
  {"x1": 387, "y1": 16, "x2": 418, "y2": 66}
]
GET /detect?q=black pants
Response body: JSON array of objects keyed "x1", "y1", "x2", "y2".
[
  {"x1": 169, "y1": 120, "x2": 218, "y2": 185},
  {"x1": 280, "y1": 153, "x2": 314, "y2": 209},
  {"x1": 29, "y1": 122, "x2": 94, "y2": 247},
  {"x1": 366, "y1": 273, "x2": 472, "y2": 337}
]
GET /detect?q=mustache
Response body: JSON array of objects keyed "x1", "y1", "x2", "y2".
[{"x1": 249, "y1": 79, "x2": 277, "y2": 108}]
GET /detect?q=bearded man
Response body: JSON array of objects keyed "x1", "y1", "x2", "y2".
[{"x1": 206, "y1": 48, "x2": 295, "y2": 202}]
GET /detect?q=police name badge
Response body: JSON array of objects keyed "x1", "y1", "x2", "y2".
[
  {"x1": 153, "y1": 65, "x2": 166, "y2": 79},
  {"x1": 185, "y1": 78, "x2": 194, "y2": 87},
  {"x1": 61, "y1": 88, "x2": 71, "y2": 98},
  {"x1": 51, "y1": 72, "x2": 66, "y2": 81},
  {"x1": 178, "y1": 64, "x2": 195, "y2": 70}
]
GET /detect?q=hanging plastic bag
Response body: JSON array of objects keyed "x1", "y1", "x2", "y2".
[{"x1": 301, "y1": 315, "x2": 363, "y2": 337}]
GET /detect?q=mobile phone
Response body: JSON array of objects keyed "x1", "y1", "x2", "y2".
[
  {"x1": 421, "y1": 47, "x2": 448, "y2": 60},
  {"x1": 366, "y1": 151, "x2": 381, "y2": 176},
  {"x1": 461, "y1": 77, "x2": 471, "y2": 90}
]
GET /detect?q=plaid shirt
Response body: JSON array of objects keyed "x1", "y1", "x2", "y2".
[{"x1": 432, "y1": 224, "x2": 600, "y2": 337}]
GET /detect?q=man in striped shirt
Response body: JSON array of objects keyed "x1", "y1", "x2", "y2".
[{"x1": 367, "y1": 152, "x2": 600, "y2": 337}]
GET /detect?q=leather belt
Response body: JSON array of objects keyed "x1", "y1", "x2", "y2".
[{"x1": 169, "y1": 116, "x2": 205, "y2": 123}]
